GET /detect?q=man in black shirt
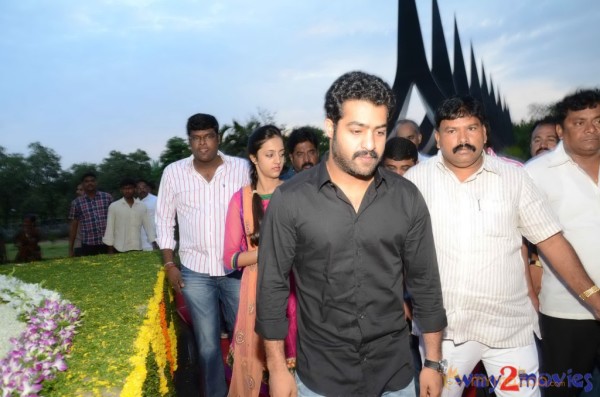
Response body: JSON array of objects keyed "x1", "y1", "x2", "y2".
[{"x1": 256, "y1": 71, "x2": 447, "y2": 397}]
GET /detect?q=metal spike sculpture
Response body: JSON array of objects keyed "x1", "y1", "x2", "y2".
[{"x1": 391, "y1": 0, "x2": 514, "y2": 153}]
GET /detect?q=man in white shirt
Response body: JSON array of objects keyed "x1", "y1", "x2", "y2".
[
  {"x1": 156, "y1": 113, "x2": 250, "y2": 397},
  {"x1": 136, "y1": 179, "x2": 157, "y2": 251},
  {"x1": 525, "y1": 89, "x2": 600, "y2": 397},
  {"x1": 391, "y1": 118, "x2": 431, "y2": 161},
  {"x1": 405, "y1": 96, "x2": 600, "y2": 397},
  {"x1": 103, "y1": 178, "x2": 156, "y2": 253}
]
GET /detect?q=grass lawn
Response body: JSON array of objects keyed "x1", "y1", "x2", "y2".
[
  {"x1": 4, "y1": 239, "x2": 69, "y2": 262},
  {"x1": 0, "y1": 251, "x2": 169, "y2": 396}
]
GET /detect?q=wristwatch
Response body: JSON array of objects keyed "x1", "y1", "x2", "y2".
[{"x1": 423, "y1": 359, "x2": 448, "y2": 375}]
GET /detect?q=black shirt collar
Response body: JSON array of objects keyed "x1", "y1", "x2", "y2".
[{"x1": 316, "y1": 160, "x2": 386, "y2": 190}]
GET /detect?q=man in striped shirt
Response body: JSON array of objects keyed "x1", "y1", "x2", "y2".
[
  {"x1": 156, "y1": 113, "x2": 250, "y2": 397},
  {"x1": 405, "y1": 96, "x2": 600, "y2": 397}
]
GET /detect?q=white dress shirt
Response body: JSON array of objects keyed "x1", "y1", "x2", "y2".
[
  {"x1": 140, "y1": 193, "x2": 157, "y2": 251},
  {"x1": 155, "y1": 153, "x2": 250, "y2": 276},
  {"x1": 405, "y1": 152, "x2": 561, "y2": 347},
  {"x1": 102, "y1": 198, "x2": 156, "y2": 252},
  {"x1": 525, "y1": 142, "x2": 600, "y2": 320}
]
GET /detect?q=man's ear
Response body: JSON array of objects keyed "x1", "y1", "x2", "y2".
[
  {"x1": 556, "y1": 124, "x2": 564, "y2": 139},
  {"x1": 482, "y1": 124, "x2": 488, "y2": 146},
  {"x1": 325, "y1": 119, "x2": 335, "y2": 139},
  {"x1": 434, "y1": 130, "x2": 441, "y2": 149}
]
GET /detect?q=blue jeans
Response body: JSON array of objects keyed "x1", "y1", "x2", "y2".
[
  {"x1": 295, "y1": 372, "x2": 416, "y2": 397},
  {"x1": 181, "y1": 266, "x2": 241, "y2": 397}
]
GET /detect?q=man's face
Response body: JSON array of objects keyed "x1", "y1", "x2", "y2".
[
  {"x1": 530, "y1": 124, "x2": 559, "y2": 157},
  {"x1": 395, "y1": 124, "x2": 422, "y2": 146},
  {"x1": 189, "y1": 128, "x2": 219, "y2": 163},
  {"x1": 136, "y1": 181, "x2": 149, "y2": 199},
  {"x1": 82, "y1": 176, "x2": 97, "y2": 193},
  {"x1": 326, "y1": 100, "x2": 388, "y2": 178},
  {"x1": 76, "y1": 184, "x2": 84, "y2": 197},
  {"x1": 558, "y1": 106, "x2": 600, "y2": 158},
  {"x1": 435, "y1": 116, "x2": 486, "y2": 174},
  {"x1": 290, "y1": 141, "x2": 318, "y2": 172},
  {"x1": 121, "y1": 185, "x2": 136, "y2": 200},
  {"x1": 382, "y1": 158, "x2": 416, "y2": 176}
]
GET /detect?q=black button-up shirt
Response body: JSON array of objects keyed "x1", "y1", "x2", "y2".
[{"x1": 256, "y1": 161, "x2": 446, "y2": 396}]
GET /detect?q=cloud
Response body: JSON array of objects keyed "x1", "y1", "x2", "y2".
[
  {"x1": 301, "y1": 21, "x2": 393, "y2": 39},
  {"x1": 501, "y1": 79, "x2": 567, "y2": 121}
]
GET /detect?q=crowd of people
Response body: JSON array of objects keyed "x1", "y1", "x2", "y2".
[
  {"x1": 67, "y1": 174, "x2": 159, "y2": 257},
  {"x1": 151, "y1": 69, "x2": 600, "y2": 397},
  {"x1": 8, "y1": 69, "x2": 597, "y2": 397}
]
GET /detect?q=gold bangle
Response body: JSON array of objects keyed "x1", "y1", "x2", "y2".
[
  {"x1": 164, "y1": 262, "x2": 177, "y2": 271},
  {"x1": 533, "y1": 260, "x2": 542, "y2": 268},
  {"x1": 579, "y1": 285, "x2": 600, "y2": 301}
]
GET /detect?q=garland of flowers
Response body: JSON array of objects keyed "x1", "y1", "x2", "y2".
[
  {"x1": 0, "y1": 274, "x2": 82, "y2": 397},
  {"x1": 120, "y1": 270, "x2": 177, "y2": 397}
]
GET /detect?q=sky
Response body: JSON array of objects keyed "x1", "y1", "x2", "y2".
[{"x1": 1, "y1": 0, "x2": 599, "y2": 168}]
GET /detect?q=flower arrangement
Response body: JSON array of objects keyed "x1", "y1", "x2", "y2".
[
  {"x1": 0, "y1": 274, "x2": 82, "y2": 396},
  {"x1": 0, "y1": 251, "x2": 179, "y2": 396},
  {"x1": 121, "y1": 270, "x2": 178, "y2": 397}
]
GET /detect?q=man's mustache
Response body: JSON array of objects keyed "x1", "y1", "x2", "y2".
[
  {"x1": 352, "y1": 150, "x2": 378, "y2": 160},
  {"x1": 301, "y1": 162, "x2": 315, "y2": 169},
  {"x1": 535, "y1": 147, "x2": 549, "y2": 156},
  {"x1": 452, "y1": 144, "x2": 477, "y2": 154}
]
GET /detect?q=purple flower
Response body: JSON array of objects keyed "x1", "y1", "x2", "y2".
[{"x1": 0, "y1": 281, "x2": 82, "y2": 396}]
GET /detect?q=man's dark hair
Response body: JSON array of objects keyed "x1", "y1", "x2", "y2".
[
  {"x1": 81, "y1": 172, "x2": 97, "y2": 182},
  {"x1": 325, "y1": 71, "x2": 396, "y2": 125},
  {"x1": 435, "y1": 96, "x2": 487, "y2": 129},
  {"x1": 287, "y1": 127, "x2": 320, "y2": 154},
  {"x1": 382, "y1": 137, "x2": 418, "y2": 163},
  {"x1": 119, "y1": 178, "x2": 137, "y2": 188},
  {"x1": 552, "y1": 89, "x2": 600, "y2": 126},
  {"x1": 186, "y1": 113, "x2": 219, "y2": 136},
  {"x1": 530, "y1": 115, "x2": 558, "y2": 135},
  {"x1": 136, "y1": 178, "x2": 154, "y2": 189}
]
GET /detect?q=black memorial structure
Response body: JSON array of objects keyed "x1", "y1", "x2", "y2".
[{"x1": 391, "y1": 0, "x2": 513, "y2": 154}]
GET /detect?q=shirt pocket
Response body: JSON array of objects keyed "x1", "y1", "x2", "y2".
[{"x1": 479, "y1": 198, "x2": 514, "y2": 237}]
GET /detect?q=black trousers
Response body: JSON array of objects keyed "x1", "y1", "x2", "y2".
[
  {"x1": 540, "y1": 313, "x2": 600, "y2": 397},
  {"x1": 81, "y1": 244, "x2": 108, "y2": 256}
]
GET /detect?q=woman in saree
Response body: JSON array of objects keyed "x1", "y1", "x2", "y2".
[{"x1": 224, "y1": 125, "x2": 297, "y2": 397}]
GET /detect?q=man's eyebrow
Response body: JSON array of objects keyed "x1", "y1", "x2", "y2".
[{"x1": 346, "y1": 121, "x2": 387, "y2": 129}]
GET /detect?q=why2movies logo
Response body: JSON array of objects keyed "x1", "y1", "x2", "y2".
[{"x1": 448, "y1": 366, "x2": 593, "y2": 393}]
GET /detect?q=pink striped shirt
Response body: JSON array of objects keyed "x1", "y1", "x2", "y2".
[{"x1": 156, "y1": 153, "x2": 251, "y2": 276}]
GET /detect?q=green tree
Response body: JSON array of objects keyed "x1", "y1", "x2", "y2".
[
  {"x1": 149, "y1": 160, "x2": 162, "y2": 190},
  {"x1": 23, "y1": 142, "x2": 64, "y2": 220},
  {"x1": 219, "y1": 119, "x2": 261, "y2": 158},
  {"x1": 98, "y1": 150, "x2": 152, "y2": 198},
  {"x1": 505, "y1": 120, "x2": 536, "y2": 161},
  {"x1": 220, "y1": 109, "x2": 283, "y2": 157},
  {"x1": 69, "y1": 163, "x2": 99, "y2": 186},
  {"x1": 0, "y1": 147, "x2": 29, "y2": 225},
  {"x1": 159, "y1": 137, "x2": 191, "y2": 171}
]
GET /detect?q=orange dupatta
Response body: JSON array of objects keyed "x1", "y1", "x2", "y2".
[{"x1": 228, "y1": 186, "x2": 265, "y2": 397}]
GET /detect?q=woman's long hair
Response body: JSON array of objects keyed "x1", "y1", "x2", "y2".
[{"x1": 247, "y1": 125, "x2": 283, "y2": 246}]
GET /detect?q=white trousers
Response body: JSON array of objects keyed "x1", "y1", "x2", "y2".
[{"x1": 420, "y1": 339, "x2": 540, "y2": 397}]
